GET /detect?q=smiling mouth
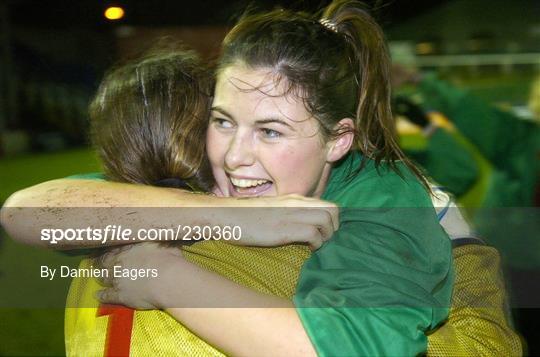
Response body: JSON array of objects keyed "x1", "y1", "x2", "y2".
[{"x1": 229, "y1": 177, "x2": 273, "y2": 196}]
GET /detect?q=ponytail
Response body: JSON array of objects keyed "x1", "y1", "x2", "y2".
[{"x1": 323, "y1": 0, "x2": 429, "y2": 185}]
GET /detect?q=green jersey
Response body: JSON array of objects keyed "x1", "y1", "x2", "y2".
[{"x1": 294, "y1": 152, "x2": 454, "y2": 356}]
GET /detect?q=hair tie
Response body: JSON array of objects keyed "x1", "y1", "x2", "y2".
[
  {"x1": 319, "y1": 18, "x2": 338, "y2": 33},
  {"x1": 154, "y1": 177, "x2": 192, "y2": 190}
]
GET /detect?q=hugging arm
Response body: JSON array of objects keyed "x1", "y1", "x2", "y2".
[
  {"x1": 163, "y1": 278, "x2": 317, "y2": 356},
  {"x1": 98, "y1": 201, "x2": 521, "y2": 356},
  {"x1": 97, "y1": 242, "x2": 317, "y2": 356},
  {"x1": 1, "y1": 178, "x2": 338, "y2": 250},
  {"x1": 97, "y1": 206, "x2": 451, "y2": 356},
  {"x1": 97, "y1": 183, "x2": 453, "y2": 356},
  {"x1": 1, "y1": 178, "x2": 226, "y2": 249}
]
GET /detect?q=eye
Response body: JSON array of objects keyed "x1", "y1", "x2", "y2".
[
  {"x1": 260, "y1": 128, "x2": 281, "y2": 139},
  {"x1": 212, "y1": 117, "x2": 234, "y2": 129}
]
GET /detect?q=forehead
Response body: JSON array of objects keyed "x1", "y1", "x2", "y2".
[{"x1": 214, "y1": 64, "x2": 312, "y2": 122}]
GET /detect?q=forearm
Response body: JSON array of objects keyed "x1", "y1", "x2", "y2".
[
  {"x1": 0, "y1": 179, "x2": 235, "y2": 249},
  {"x1": 167, "y1": 308, "x2": 314, "y2": 357},
  {"x1": 160, "y1": 261, "x2": 316, "y2": 357},
  {"x1": 2, "y1": 179, "x2": 338, "y2": 250}
]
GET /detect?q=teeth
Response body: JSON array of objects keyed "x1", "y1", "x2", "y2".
[{"x1": 230, "y1": 177, "x2": 270, "y2": 188}]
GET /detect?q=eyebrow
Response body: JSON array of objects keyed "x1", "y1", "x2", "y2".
[
  {"x1": 211, "y1": 106, "x2": 296, "y2": 131},
  {"x1": 211, "y1": 106, "x2": 234, "y2": 119}
]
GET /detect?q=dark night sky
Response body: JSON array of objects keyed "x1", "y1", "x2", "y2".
[{"x1": 7, "y1": 0, "x2": 451, "y2": 29}]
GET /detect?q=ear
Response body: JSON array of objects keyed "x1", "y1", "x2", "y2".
[{"x1": 326, "y1": 118, "x2": 355, "y2": 163}]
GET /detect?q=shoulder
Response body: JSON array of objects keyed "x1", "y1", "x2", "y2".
[{"x1": 323, "y1": 152, "x2": 432, "y2": 208}]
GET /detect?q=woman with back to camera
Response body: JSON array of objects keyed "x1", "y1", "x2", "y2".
[{"x1": 61, "y1": 43, "x2": 340, "y2": 356}]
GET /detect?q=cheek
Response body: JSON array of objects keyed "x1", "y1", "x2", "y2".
[
  {"x1": 267, "y1": 144, "x2": 326, "y2": 195},
  {"x1": 273, "y1": 148, "x2": 304, "y2": 170}
]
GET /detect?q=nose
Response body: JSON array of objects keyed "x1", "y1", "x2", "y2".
[{"x1": 224, "y1": 130, "x2": 256, "y2": 171}]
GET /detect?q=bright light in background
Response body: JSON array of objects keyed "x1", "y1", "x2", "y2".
[
  {"x1": 104, "y1": 6, "x2": 125, "y2": 21},
  {"x1": 416, "y1": 42, "x2": 434, "y2": 55}
]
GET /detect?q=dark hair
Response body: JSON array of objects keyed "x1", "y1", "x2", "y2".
[
  {"x1": 219, "y1": 0, "x2": 426, "y2": 184},
  {"x1": 89, "y1": 45, "x2": 214, "y2": 191}
]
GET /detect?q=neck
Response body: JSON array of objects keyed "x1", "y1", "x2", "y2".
[{"x1": 311, "y1": 163, "x2": 332, "y2": 198}]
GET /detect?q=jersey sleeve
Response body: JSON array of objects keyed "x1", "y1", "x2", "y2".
[{"x1": 294, "y1": 156, "x2": 454, "y2": 356}]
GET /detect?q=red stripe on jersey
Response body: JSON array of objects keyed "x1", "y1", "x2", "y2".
[{"x1": 97, "y1": 304, "x2": 135, "y2": 357}]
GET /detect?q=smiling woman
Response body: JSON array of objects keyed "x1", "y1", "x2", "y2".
[{"x1": 208, "y1": 64, "x2": 352, "y2": 198}]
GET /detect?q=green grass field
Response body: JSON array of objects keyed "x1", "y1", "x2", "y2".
[{"x1": 0, "y1": 148, "x2": 100, "y2": 356}]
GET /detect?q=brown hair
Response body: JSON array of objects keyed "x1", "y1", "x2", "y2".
[
  {"x1": 89, "y1": 45, "x2": 214, "y2": 191},
  {"x1": 219, "y1": 0, "x2": 426, "y2": 184}
]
